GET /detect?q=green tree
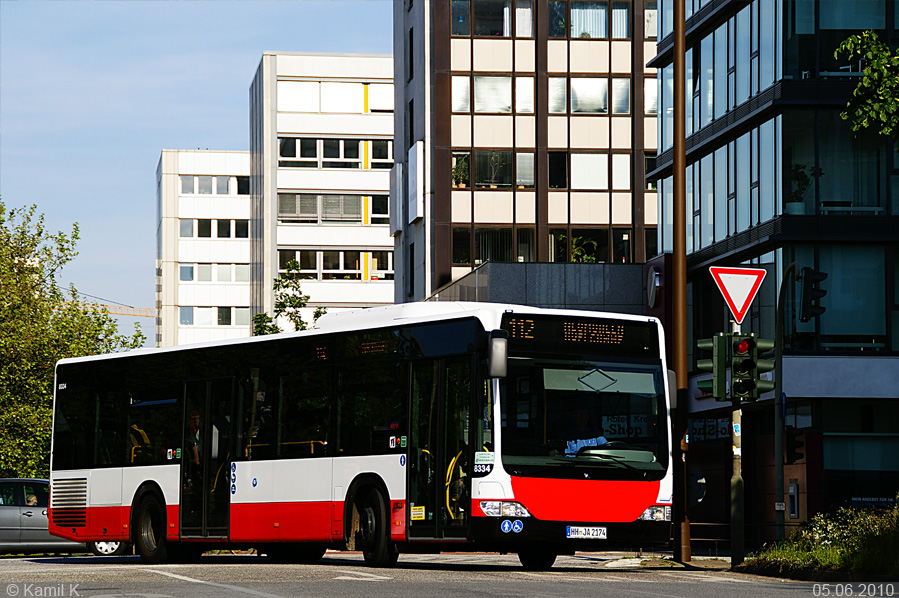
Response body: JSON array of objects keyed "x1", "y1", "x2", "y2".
[
  {"x1": 835, "y1": 30, "x2": 899, "y2": 139},
  {"x1": 252, "y1": 259, "x2": 326, "y2": 335},
  {"x1": 0, "y1": 200, "x2": 145, "y2": 478}
]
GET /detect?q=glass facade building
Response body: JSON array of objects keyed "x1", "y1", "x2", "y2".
[{"x1": 649, "y1": 0, "x2": 899, "y2": 537}]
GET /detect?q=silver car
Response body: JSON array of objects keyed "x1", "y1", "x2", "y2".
[{"x1": 0, "y1": 478, "x2": 90, "y2": 554}]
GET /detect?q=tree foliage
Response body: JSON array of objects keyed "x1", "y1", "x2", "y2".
[
  {"x1": 835, "y1": 30, "x2": 899, "y2": 139},
  {"x1": 0, "y1": 200, "x2": 145, "y2": 478},
  {"x1": 252, "y1": 260, "x2": 326, "y2": 335}
]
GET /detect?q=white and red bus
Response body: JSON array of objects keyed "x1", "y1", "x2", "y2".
[{"x1": 49, "y1": 302, "x2": 672, "y2": 569}]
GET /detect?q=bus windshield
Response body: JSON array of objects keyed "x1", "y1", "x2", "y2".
[{"x1": 499, "y1": 356, "x2": 668, "y2": 480}]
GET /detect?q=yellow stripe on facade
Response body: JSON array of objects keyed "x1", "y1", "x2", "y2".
[
  {"x1": 364, "y1": 252, "x2": 370, "y2": 280},
  {"x1": 364, "y1": 84, "x2": 369, "y2": 114},
  {"x1": 363, "y1": 195, "x2": 370, "y2": 225}
]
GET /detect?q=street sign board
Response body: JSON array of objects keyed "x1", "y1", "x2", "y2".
[{"x1": 709, "y1": 267, "x2": 767, "y2": 324}]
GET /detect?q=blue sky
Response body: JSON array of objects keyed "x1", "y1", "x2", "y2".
[{"x1": 0, "y1": 0, "x2": 392, "y2": 342}]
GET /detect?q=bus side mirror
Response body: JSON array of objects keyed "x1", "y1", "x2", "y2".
[{"x1": 487, "y1": 330, "x2": 509, "y2": 378}]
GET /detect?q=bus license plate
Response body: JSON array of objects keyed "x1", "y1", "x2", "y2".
[{"x1": 566, "y1": 526, "x2": 607, "y2": 539}]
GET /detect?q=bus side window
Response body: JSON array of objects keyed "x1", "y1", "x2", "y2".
[
  {"x1": 279, "y1": 368, "x2": 332, "y2": 459},
  {"x1": 241, "y1": 371, "x2": 275, "y2": 461}
]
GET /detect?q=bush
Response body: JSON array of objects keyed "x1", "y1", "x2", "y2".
[{"x1": 751, "y1": 504, "x2": 899, "y2": 578}]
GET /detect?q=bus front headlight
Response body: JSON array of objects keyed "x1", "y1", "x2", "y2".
[
  {"x1": 639, "y1": 505, "x2": 671, "y2": 521},
  {"x1": 480, "y1": 501, "x2": 531, "y2": 517}
]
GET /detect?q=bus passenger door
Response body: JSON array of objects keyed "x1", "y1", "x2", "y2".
[
  {"x1": 408, "y1": 358, "x2": 472, "y2": 539},
  {"x1": 181, "y1": 378, "x2": 233, "y2": 539}
]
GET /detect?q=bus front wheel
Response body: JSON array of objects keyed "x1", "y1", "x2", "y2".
[
  {"x1": 518, "y1": 549, "x2": 557, "y2": 570},
  {"x1": 134, "y1": 493, "x2": 169, "y2": 563},
  {"x1": 354, "y1": 488, "x2": 398, "y2": 568}
]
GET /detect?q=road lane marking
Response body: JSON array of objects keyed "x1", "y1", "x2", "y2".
[{"x1": 146, "y1": 569, "x2": 289, "y2": 598}]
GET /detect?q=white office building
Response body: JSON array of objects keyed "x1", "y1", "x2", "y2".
[
  {"x1": 156, "y1": 150, "x2": 252, "y2": 346},
  {"x1": 250, "y1": 52, "x2": 396, "y2": 326}
]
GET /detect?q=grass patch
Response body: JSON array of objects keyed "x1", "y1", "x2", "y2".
[{"x1": 746, "y1": 504, "x2": 899, "y2": 579}]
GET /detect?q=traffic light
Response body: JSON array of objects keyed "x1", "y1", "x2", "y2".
[
  {"x1": 696, "y1": 333, "x2": 728, "y2": 401},
  {"x1": 786, "y1": 425, "x2": 804, "y2": 464},
  {"x1": 800, "y1": 267, "x2": 828, "y2": 322},
  {"x1": 754, "y1": 338, "x2": 776, "y2": 398},
  {"x1": 730, "y1": 334, "x2": 776, "y2": 400}
]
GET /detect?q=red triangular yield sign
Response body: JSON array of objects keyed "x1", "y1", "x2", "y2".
[{"x1": 709, "y1": 267, "x2": 767, "y2": 324}]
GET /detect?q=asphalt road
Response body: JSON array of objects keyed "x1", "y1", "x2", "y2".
[{"x1": 1, "y1": 551, "x2": 815, "y2": 598}]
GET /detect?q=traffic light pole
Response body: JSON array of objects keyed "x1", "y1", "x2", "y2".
[
  {"x1": 730, "y1": 321, "x2": 744, "y2": 568},
  {"x1": 774, "y1": 263, "x2": 796, "y2": 542}
]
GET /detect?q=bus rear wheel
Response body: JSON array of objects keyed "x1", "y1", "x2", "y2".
[
  {"x1": 134, "y1": 493, "x2": 169, "y2": 563},
  {"x1": 354, "y1": 488, "x2": 398, "y2": 568},
  {"x1": 518, "y1": 549, "x2": 557, "y2": 570}
]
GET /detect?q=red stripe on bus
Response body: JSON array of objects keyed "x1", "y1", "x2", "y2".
[
  {"x1": 509, "y1": 477, "x2": 660, "y2": 522},
  {"x1": 230, "y1": 501, "x2": 334, "y2": 542}
]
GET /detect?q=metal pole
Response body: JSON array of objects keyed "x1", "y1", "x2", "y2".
[
  {"x1": 672, "y1": 0, "x2": 690, "y2": 564},
  {"x1": 730, "y1": 320, "x2": 744, "y2": 568},
  {"x1": 731, "y1": 401, "x2": 744, "y2": 567},
  {"x1": 774, "y1": 263, "x2": 796, "y2": 542}
]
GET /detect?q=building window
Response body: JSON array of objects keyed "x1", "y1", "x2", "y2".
[
  {"x1": 453, "y1": 227, "x2": 472, "y2": 265},
  {"x1": 612, "y1": 228, "x2": 630, "y2": 263},
  {"x1": 235, "y1": 219, "x2": 249, "y2": 238},
  {"x1": 197, "y1": 219, "x2": 212, "y2": 238},
  {"x1": 216, "y1": 264, "x2": 232, "y2": 282},
  {"x1": 237, "y1": 176, "x2": 250, "y2": 195},
  {"x1": 217, "y1": 220, "x2": 231, "y2": 238},
  {"x1": 179, "y1": 264, "x2": 194, "y2": 281},
  {"x1": 235, "y1": 307, "x2": 250, "y2": 326},
  {"x1": 549, "y1": 228, "x2": 568, "y2": 261},
  {"x1": 548, "y1": 151, "x2": 568, "y2": 189},
  {"x1": 181, "y1": 176, "x2": 194, "y2": 194},
  {"x1": 515, "y1": 0, "x2": 533, "y2": 37},
  {"x1": 198, "y1": 264, "x2": 212, "y2": 282},
  {"x1": 371, "y1": 195, "x2": 390, "y2": 224},
  {"x1": 452, "y1": 76, "x2": 471, "y2": 112},
  {"x1": 549, "y1": 0, "x2": 567, "y2": 37},
  {"x1": 474, "y1": 151, "x2": 513, "y2": 188},
  {"x1": 611, "y1": 1, "x2": 629, "y2": 39},
  {"x1": 235, "y1": 264, "x2": 250, "y2": 282},
  {"x1": 475, "y1": 228, "x2": 513, "y2": 263},
  {"x1": 179, "y1": 306, "x2": 193, "y2": 326},
  {"x1": 452, "y1": 153, "x2": 471, "y2": 188},
  {"x1": 516, "y1": 76, "x2": 534, "y2": 113},
  {"x1": 644, "y1": 78, "x2": 658, "y2": 115},
  {"x1": 474, "y1": 76, "x2": 512, "y2": 113},
  {"x1": 571, "y1": 228, "x2": 609, "y2": 262},
  {"x1": 217, "y1": 307, "x2": 232, "y2": 326},
  {"x1": 516, "y1": 153, "x2": 535, "y2": 188},
  {"x1": 371, "y1": 140, "x2": 394, "y2": 169},
  {"x1": 571, "y1": 153, "x2": 607, "y2": 189},
  {"x1": 179, "y1": 219, "x2": 193, "y2": 238},
  {"x1": 611, "y1": 78, "x2": 630, "y2": 114},
  {"x1": 473, "y1": 0, "x2": 512, "y2": 37},
  {"x1": 645, "y1": 152, "x2": 657, "y2": 190},
  {"x1": 517, "y1": 228, "x2": 535, "y2": 262},
  {"x1": 612, "y1": 154, "x2": 631, "y2": 190},
  {"x1": 198, "y1": 176, "x2": 213, "y2": 195},
  {"x1": 278, "y1": 194, "x2": 364, "y2": 224},
  {"x1": 549, "y1": 77, "x2": 567, "y2": 114},
  {"x1": 452, "y1": 0, "x2": 470, "y2": 35},
  {"x1": 571, "y1": 0, "x2": 608, "y2": 39},
  {"x1": 644, "y1": 1, "x2": 657, "y2": 38},
  {"x1": 324, "y1": 139, "x2": 361, "y2": 169},
  {"x1": 370, "y1": 251, "x2": 395, "y2": 280},
  {"x1": 571, "y1": 77, "x2": 608, "y2": 113},
  {"x1": 215, "y1": 176, "x2": 230, "y2": 195}
]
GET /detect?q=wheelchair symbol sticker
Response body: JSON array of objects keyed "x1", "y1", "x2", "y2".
[
  {"x1": 400, "y1": 455, "x2": 406, "y2": 467},
  {"x1": 231, "y1": 462, "x2": 236, "y2": 472},
  {"x1": 512, "y1": 520, "x2": 523, "y2": 533},
  {"x1": 501, "y1": 520, "x2": 512, "y2": 533},
  {"x1": 252, "y1": 478, "x2": 258, "y2": 487},
  {"x1": 231, "y1": 484, "x2": 236, "y2": 495}
]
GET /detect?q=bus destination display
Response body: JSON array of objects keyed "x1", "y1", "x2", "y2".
[{"x1": 502, "y1": 314, "x2": 657, "y2": 357}]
